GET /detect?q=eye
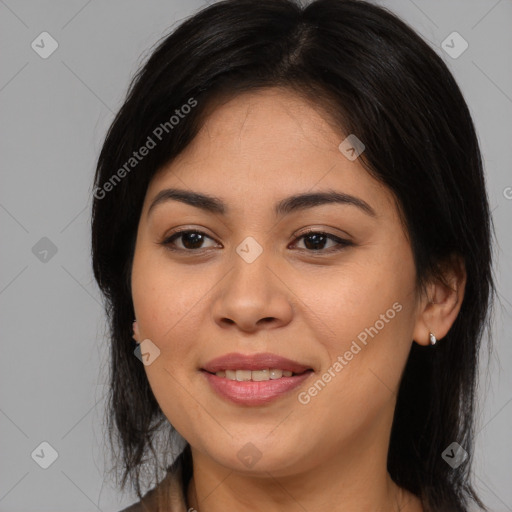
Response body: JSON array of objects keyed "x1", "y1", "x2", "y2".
[
  {"x1": 290, "y1": 229, "x2": 353, "y2": 253},
  {"x1": 160, "y1": 229, "x2": 219, "y2": 251},
  {"x1": 160, "y1": 228, "x2": 353, "y2": 254}
]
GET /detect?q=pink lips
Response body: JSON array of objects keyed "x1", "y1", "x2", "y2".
[
  {"x1": 201, "y1": 352, "x2": 313, "y2": 406},
  {"x1": 202, "y1": 352, "x2": 312, "y2": 374}
]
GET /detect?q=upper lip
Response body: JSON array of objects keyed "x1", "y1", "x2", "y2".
[{"x1": 202, "y1": 352, "x2": 312, "y2": 374}]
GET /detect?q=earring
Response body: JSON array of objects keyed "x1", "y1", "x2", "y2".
[{"x1": 429, "y1": 332, "x2": 437, "y2": 345}]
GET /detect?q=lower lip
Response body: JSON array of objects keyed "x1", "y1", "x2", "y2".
[{"x1": 202, "y1": 370, "x2": 313, "y2": 406}]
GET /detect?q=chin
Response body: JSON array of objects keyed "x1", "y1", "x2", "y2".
[{"x1": 198, "y1": 435, "x2": 312, "y2": 476}]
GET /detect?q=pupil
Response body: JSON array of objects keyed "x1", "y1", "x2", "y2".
[
  {"x1": 183, "y1": 233, "x2": 203, "y2": 249},
  {"x1": 304, "y1": 234, "x2": 326, "y2": 250}
]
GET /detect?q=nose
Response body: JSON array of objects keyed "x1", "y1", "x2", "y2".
[{"x1": 210, "y1": 249, "x2": 294, "y2": 334}]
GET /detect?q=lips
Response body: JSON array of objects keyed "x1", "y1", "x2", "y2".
[
  {"x1": 202, "y1": 352, "x2": 312, "y2": 374},
  {"x1": 201, "y1": 353, "x2": 314, "y2": 406}
]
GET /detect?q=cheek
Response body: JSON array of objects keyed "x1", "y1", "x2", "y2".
[
  {"x1": 130, "y1": 251, "x2": 208, "y2": 434},
  {"x1": 294, "y1": 245, "x2": 417, "y2": 409},
  {"x1": 131, "y1": 246, "x2": 215, "y2": 346},
  {"x1": 291, "y1": 247, "x2": 416, "y2": 349}
]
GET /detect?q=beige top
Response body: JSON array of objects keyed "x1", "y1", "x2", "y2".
[{"x1": 119, "y1": 449, "x2": 191, "y2": 512}]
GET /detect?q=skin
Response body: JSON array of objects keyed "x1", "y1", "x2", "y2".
[{"x1": 130, "y1": 87, "x2": 466, "y2": 511}]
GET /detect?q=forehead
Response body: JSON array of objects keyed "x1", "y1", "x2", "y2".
[{"x1": 144, "y1": 88, "x2": 394, "y2": 217}]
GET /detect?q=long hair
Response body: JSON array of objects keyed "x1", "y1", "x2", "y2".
[{"x1": 91, "y1": 1, "x2": 495, "y2": 510}]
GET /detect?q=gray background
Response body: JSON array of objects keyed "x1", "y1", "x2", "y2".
[{"x1": 0, "y1": 0, "x2": 511, "y2": 510}]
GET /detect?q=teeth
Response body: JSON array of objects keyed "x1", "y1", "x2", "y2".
[
  {"x1": 252, "y1": 369, "x2": 269, "y2": 381},
  {"x1": 214, "y1": 368, "x2": 295, "y2": 380},
  {"x1": 269, "y1": 369, "x2": 283, "y2": 379},
  {"x1": 236, "y1": 369, "x2": 252, "y2": 381}
]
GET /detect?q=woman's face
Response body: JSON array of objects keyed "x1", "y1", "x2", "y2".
[{"x1": 131, "y1": 87, "x2": 424, "y2": 476}]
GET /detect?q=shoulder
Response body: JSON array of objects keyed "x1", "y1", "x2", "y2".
[
  {"x1": 117, "y1": 480, "x2": 167, "y2": 512},
  {"x1": 118, "y1": 502, "x2": 146, "y2": 512}
]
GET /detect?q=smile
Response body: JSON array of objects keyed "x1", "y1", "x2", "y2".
[
  {"x1": 200, "y1": 352, "x2": 314, "y2": 405},
  {"x1": 213, "y1": 369, "x2": 305, "y2": 380}
]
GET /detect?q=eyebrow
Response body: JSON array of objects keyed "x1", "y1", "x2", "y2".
[{"x1": 147, "y1": 187, "x2": 376, "y2": 218}]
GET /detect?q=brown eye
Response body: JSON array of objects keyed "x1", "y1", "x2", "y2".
[
  {"x1": 291, "y1": 230, "x2": 353, "y2": 253},
  {"x1": 160, "y1": 229, "x2": 353, "y2": 254},
  {"x1": 161, "y1": 230, "x2": 218, "y2": 251}
]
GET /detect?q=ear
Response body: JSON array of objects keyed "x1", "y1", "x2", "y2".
[
  {"x1": 132, "y1": 320, "x2": 141, "y2": 343},
  {"x1": 412, "y1": 254, "x2": 466, "y2": 346}
]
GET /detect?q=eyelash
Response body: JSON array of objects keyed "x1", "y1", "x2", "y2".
[{"x1": 159, "y1": 228, "x2": 353, "y2": 254}]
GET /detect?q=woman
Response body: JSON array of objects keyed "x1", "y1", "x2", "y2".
[{"x1": 91, "y1": 0, "x2": 495, "y2": 510}]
